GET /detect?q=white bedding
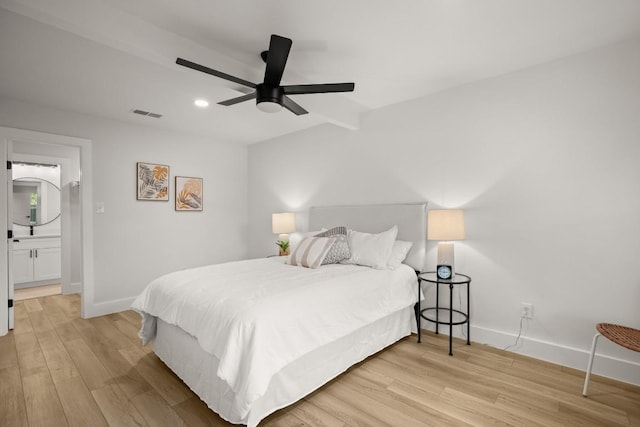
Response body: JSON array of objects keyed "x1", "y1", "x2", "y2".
[{"x1": 131, "y1": 257, "x2": 417, "y2": 421}]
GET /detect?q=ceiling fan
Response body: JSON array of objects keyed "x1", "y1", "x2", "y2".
[{"x1": 176, "y1": 34, "x2": 355, "y2": 115}]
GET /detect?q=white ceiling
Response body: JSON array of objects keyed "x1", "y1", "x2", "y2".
[{"x1": 1, "y1": 0, "x2": 640, "y2": 144}]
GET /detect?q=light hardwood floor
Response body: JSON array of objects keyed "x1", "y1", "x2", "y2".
[
  {"x1": 14, "y1": 284, "x2": 61, "y2": 301},
  {"x1": 1, "y1": 294, "x2": 638, "y2": 426}
]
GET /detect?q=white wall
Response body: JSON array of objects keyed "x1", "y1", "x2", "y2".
[
  {"x1": 0, "y1": 98, "x2": 249, "y2": 315},
  {"x1": 249, "y1": 36, "x2": 640, "y2": 384}
]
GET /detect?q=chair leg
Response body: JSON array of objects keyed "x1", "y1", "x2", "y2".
[{"x1": 583, "y1": 333, "x2": 601, "y2": 396}]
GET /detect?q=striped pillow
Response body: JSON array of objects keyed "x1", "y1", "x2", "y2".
[
  {"x1": 315, "y1": 226, "x2": 351, "y2": 265},
  {"x1": 286, "y1": 236, "x2": 337, "y2": 269}
]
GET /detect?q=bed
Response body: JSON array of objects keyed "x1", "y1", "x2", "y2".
[{"x1": 131, "y1": 202, "x2": 427, "y2": 426}]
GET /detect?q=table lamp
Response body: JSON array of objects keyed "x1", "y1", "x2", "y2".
[
  {"x1": 272, "y1": 212, "x2": 296, "y2": 256},
  {"x1": 427, "y1": 209, "x2": 465, "y2": 277}
]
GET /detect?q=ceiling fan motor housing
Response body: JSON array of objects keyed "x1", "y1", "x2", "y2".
[{"x1": 256, "y1": 84, "x2": 283, "y2": 107}]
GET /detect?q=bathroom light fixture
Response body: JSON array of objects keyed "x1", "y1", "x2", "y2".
[{"x1": 13, "y1": 161, "x2": 59, "y2": 168}]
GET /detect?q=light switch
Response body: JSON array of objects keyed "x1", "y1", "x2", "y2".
[{"x1": 96, "y1": 201, "x2": 105, "y2": 214}]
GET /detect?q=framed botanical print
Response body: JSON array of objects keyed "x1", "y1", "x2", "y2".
[
  {"x1": 175, "y1": 176, "x2": 203, "y2": 211},
  {"x1": 137, "y1": 162, "x2": 169, "y2": 201}
]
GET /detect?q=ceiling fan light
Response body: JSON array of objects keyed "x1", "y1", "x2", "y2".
[
  {"x1": 256, "y1": 84, "x2": 284, "y2": 113},
  {"x1": 257, "y1": 100, "x2": 283, "y2": 113}
]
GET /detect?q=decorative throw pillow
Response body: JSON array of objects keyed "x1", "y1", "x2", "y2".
[
  {"x1": 314, "y1": 226, "x2": 351, "y2": 265},
  {"x1": 342, "y1": 225, "x2": 398, "y2": 269},
  {"x1": 288, "y1": 230, "x2": 322, "y2": 253},
  {"x1": 286, "y1": 236, "x2": 337, "y2": 269},
  {"x1": 387, "y1": 240, "x2": 413, "y2": 269}
]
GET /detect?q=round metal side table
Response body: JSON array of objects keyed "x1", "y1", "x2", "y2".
[{"x1": 417, "y1": 271, "x2": 471, "y2": 356}]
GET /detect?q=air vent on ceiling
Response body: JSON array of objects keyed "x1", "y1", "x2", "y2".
[{"x1": 131, "y1": 109, "x2": 163, "y2": 119}]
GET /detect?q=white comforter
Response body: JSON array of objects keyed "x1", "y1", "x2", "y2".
[{"x1": 131, "y1": 257, "x2": 417, "y2": 419}]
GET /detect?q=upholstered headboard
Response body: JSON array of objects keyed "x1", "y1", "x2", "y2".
[{"x1": 308, "y1": 202, "x2": 427, "y2": 272}]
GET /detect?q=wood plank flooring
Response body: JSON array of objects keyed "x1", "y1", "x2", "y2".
[
  {"x1": 14, "y1": 284, "x2": 61, "y2": 301},
  {"x1": 1, "y1": 293, "x2": 638, "y2": 426}
]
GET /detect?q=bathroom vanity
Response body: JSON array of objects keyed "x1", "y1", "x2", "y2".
[{"x1": 12, "y1": 236, "x2": 61, "y2": 287}]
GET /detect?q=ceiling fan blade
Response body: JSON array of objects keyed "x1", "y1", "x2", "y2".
[
  {"x1": 283, "y1": 83, "x2": 355, "y2": 95},
  {"x1": 218, "y1": 92, "x2": 257, "y2": 106},
  {"x1": 282, "y1": 96, "x2": 308, "y2": 115},
  {"x1": 176, "y1": 58, "x2": 257, "y2": 89},
  {"x1": 263, "y1": 35, "x2": 292, "y2": 87}
]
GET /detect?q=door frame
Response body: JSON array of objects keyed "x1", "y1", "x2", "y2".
[{"x1": 1, "y1": 127, "x2": 93, "y2": 335}]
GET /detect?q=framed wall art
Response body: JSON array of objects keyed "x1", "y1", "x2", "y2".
[
  {"x1": 137, "y1": 162, "x2": 169, "y2": 201},
  {"x1": 175, "y1": 176, "x2": 203, "y2": 211}
]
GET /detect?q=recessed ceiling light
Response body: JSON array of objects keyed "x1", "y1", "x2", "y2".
[{"x1": 194, "y1": 99, "x2": 209, "y2": 108}]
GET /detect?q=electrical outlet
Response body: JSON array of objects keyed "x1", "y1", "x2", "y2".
[{"x1": 521, "y1": 303, "x2": 533, "y2": 319}]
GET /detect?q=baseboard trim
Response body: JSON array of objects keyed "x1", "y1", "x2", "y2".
[
  {"x1": 470, "y1": 325, "x2": 640, "y2": 387},
  {"x1": 63, "y1": 282, "x2": 81, "y2": 295},
  {"x1": 84, "y1": 296, "x2": 136, "y2": 319},
  {"x1": 15, "y1": 280, "x2": 60, "y2": 289}
]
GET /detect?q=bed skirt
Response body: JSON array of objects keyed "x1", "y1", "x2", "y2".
[{"x1": 153, "y1": 306, "x2": 414, "y2": 426}]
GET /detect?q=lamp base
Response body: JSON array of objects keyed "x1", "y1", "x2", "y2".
[{"x1": 437, "y1": 242, "x2": 456, "y2": 277}]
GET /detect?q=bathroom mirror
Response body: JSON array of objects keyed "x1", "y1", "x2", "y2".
[{"x1": 13, "y1": 177, "x2": 61, "y2": 226}]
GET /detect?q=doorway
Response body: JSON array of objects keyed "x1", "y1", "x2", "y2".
[
  {"x1": 1, "y1": 126, "x2": 93, "y2": 336},
  {"x1": 11, "y1": 161, "x2": 64, "y2": 301}
]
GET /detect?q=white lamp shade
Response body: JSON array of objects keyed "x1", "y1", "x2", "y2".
[
  {"x1": 427, "y1": 209, "x2": 465, "y2": 241},
  {"x1": 272, "y1": 212, "x2": 296, "y2": 234}
]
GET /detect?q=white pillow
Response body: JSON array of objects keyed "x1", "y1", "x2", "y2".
[
  {"x1": 286, "y1": 236, "x2": 337, "y2": 269},
  {"x1": 343, "y1": 226, "x2": 398, "y2": 269},
  {"x1": 387, "y1": 240, "x2": 413, "y2": 269}
]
